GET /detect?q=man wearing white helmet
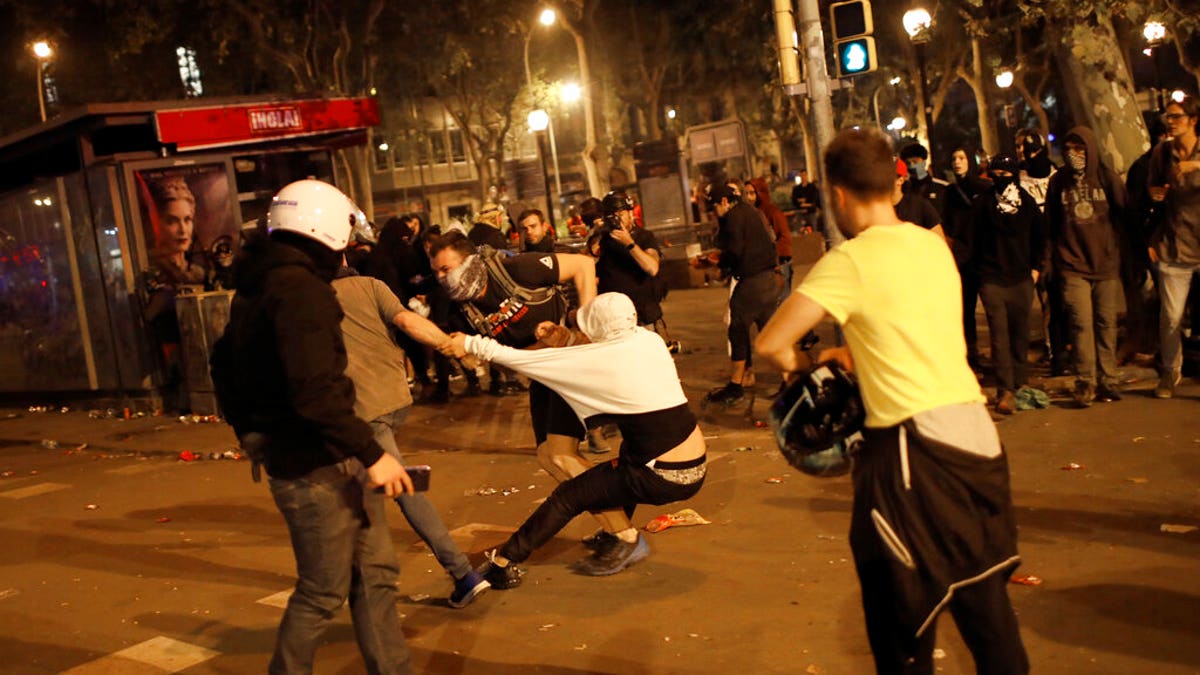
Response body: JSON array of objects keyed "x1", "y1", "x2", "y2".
[{"x1": 211, "y1": 180, "x2": 415, "y2": 675}]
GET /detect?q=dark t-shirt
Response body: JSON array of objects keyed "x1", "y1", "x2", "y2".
[
  {"x1": 895, "y1": 193, "x2": 942, "y2": 231},
  {"x1": 465, "y1": 252, "x2": 563, "y2": 348},
  {"x1": 597, "y1": 228, "x2": 662, "y2": 324}
]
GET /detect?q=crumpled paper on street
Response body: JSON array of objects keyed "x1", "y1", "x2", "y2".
[{"x1": 645, "y1": 508, "x2": 711, "y2": 533}]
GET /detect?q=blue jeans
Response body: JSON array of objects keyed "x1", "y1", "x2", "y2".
[
  {"x1": 370, "y1": 407, "x2": 472, "y2": 580},
  {"x1": 1156, "y1": 260, "x2": 1200, "y2": 375},
  {"x1": 1062, "y1": 275, "x2": 1122, "y2": 387},
  {"x1": 268, "y1": 459, "x2": 411, "y2": 675}
]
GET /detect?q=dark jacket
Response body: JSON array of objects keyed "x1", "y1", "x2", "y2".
[
  {"x1": 1045, "y1": 126, "x2": 1129, "y2": 280},
  {"x1": 944, "y1": 173, "x2": 992, "y2": 267},
  {"x1": 968, "y1": 185, "x2": 1047, "y2": 286},
  {"x1": 469, "y1": 221, "x2": 508, "y2": 250},
  {"x1": 716, "y1": 201, "x2": 778, "y2": 280},
  {"x1": 906, "y1": 173, "x2": 950, "y2": 217},
  {"x1": 210, "y1": 235, "x2": 384, "y2": 480}
]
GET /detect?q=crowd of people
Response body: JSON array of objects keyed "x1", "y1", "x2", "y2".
[{"x1": 205, "y1": 94, "x2": 1198, "y2": 674}]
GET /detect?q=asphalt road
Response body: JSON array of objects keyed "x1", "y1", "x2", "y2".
[{"x1": 1, "y1": 284, "x2": 1198, "y2": 674}]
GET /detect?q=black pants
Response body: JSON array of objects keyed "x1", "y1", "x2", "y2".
[
  {"x1": 980, "y1": 279, "x2": 1034, "y2": 393},
  {"x1": 857, "y1": 559, "x2": 1028, "y2": 675},
  {"x1": 728, "y1": 270, "x2": 778, "y2": 364},
  {"x1": 529, "y1": 380, "x2": 585, "y2": 444},
  {"x1": 499, "y1": 455, "x2": 704, "y2": 564},
  {"x1": 960, "y1": 271, "x2": 981, "y2": 363},
  {"x1": 1046, "y1": 274, "x2": 1071, "y2": 372}
]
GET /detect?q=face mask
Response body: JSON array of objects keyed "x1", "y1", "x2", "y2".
[
  {"x1": 1021, "y1": 140, "x2": 1041, "y2": 161},
  {"x1": 996, "y1": 182, "x2": 1022, "y2": 215},
  {"x1": 1067, "y1": 149, "x2": 1087, "y2": 172},
  {"x1": 439, "y1": 254, "x2": 487, "y2": 301},
  {"x1": 991, "y1": 174, "x2": 1017, "y2": 192},
  {"x1": 910, "y1": 162, "x2": 929, "y2": 180}
]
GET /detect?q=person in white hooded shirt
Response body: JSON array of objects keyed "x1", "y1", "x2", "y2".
[{"x1": 442, "y1": 293, "x2": 707, "y2": 582}]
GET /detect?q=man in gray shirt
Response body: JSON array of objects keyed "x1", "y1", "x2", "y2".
[{"x1": 333, "y1": 267, "x2": 490, "y2": 608}]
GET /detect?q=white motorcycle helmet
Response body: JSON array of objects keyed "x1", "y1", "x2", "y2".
[{"x1": 266, "y1": 180, "x2": 373, "y2": 250}]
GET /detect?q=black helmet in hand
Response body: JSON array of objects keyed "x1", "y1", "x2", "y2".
[
  {"x1": 601, "y1": 190, "x2": 634, "y2": 216},
  {"x1": 769, "y1": 360, "x2": 865, "y2": 477}
]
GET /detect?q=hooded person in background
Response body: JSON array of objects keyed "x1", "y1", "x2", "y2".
[
  {"x1": 1045, "y1": 126, "x2": 1131, "y2": 407},
  {"x1": 747, "y1": 177, "x2": 795, "y2": 302},
  {"x1": 468, "y1": 203, "x2": 509, "y2": 251},
  {"x1": 1016, "y1": 129, "x2": 1056, "y2": 210},
  {"x1": 892, "y1": 159, "x2": 944, "y2": 239},
  {"x1": 944, "y1": 147, "x2": 992, "y2": 370},
  {"x1": 900, "y1": 143, "x2": 949, "y2": 216},
  {"x1": 210, "y1": 180, "x2": 415, "y2": 674},
  {"x1": 968, "y1": 154, "x2": 1047, "y2": 414}
]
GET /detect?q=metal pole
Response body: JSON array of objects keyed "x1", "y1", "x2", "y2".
[
  {"x1": 915, "y1": 42, "x2": 934, "y2": 153},
  {"x1": 796, "y1": 0, "x2": 842, "y2": 248},
  {"x1": 535, "y1": 131, "x2": 555, "y2": 228},
  {"x1": 36, "y1": 60, "x2": 46, "y2": 122},
  {"x1": 547, "y1": 118, "x2": 562, "y2": 219},
  {"x1": 1151, "y1": 46, "x2": 1164, "y2": 112},
  {"x1": 873, "y1": 86, "x2": 883, "y2": 129}
]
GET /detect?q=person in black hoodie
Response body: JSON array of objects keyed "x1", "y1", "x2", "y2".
[
  {"x1": 705, "y1": 182, "x2": 779, "y2": 406},
  {"x1": 1046, "y1": 126, "x2": 1131, "y2": 407},
  {"x1": 945, "y1": 146, "x2": 992, "y2": 370},
  {"x1": 210, "y1": 180, "x2": 415, "y2": 675},
  {"x1": 969, "y1": 154, "x2": 1046, "y2": 414}
]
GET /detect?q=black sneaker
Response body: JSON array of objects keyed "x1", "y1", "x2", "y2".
[
  {"x1": 581, "y1": 529, "x2": 619, "y2": 553},
  {"x1": 576, "y1": 533, "x2": 650, "y2": 576},
  {"x1": 704, "y1": 382, "x2": 745, "y2": 407},
  {"x1": 448, "y1": 570, "x2": 490, "y2": 608},
  {"x1": 487, "y1": 381, "x2": 509, "y2": 397},
  {"x1": 1095, "y1": 384, "x2": 1122, "y2": 403},
  {"x1": 478, "y1": 551, "x2": 524, "y2": 590},
  {"x1": 461, "y1": 382, "x2": 483, "y2": 398}
]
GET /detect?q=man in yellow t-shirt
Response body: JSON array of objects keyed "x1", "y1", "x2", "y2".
[{"x1": 756, "y1": 128, "x2": 1028, "y2": 675}]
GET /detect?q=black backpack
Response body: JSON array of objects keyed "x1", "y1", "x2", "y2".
[{"x1": 459, "y1": 246, "x2": 568, "y2": 338}]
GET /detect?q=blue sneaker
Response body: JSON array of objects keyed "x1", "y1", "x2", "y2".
[
  {"x1": 577, "y1": 533, "x2": 650, "y2": 576},
  {"x1": 448, "y1": 570, "x2": 490, "y2": 608}
]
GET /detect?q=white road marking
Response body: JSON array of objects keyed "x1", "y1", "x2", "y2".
[
  {"x1": 63, "y1": 635, "x2": 219, "y2": 673},
  {"x1": 256, "y1": 589, "x2": 293, "y2": 609},
  {"x1": 0, "y1": 482, "x2": 71, "y2": 499}
]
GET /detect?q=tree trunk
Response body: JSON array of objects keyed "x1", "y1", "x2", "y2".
[
  {"x1": 1053, "y1": 15, "x2": 1149, "y2": 173},
  {"x1": 960, "y1": 38, "x2": 999, "y2": 157},
  {"x1": 337, "y1": 143, "x2": 374, "y2": 223}
]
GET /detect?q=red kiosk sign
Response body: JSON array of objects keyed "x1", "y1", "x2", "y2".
[{"x1": 155, "y1": 97, "x2": 380, "y2": 151}]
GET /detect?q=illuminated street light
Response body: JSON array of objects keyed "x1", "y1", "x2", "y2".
[
  {"x1": 889, "y1": 76, "x2": 901, "y2": 86},
  {"x1": 527, "y1": 108, "x2": 550, "y2": 132},
  {"x1": 995, "y1": 70, "x2": 1014, "y2": 89},
  {"x1": 889, "y1": 116, "x2": 907, "y2": 131},
  {"x1": 902, "y1": 8, "x2": 932, "y2": 43},
  {"x1": 378, "y1": 142, "x2": 389, "y2": 152},
  {"x1": 1171, "y1": 90, "x2": 1186, "y2": 103},
  {"x1": 666, "y1": 107, "x2": 677, "y2": 120},
  {"x1": 539, "y1": 8, "x2": 556, "y2": 26},
  {"x1": 560, "y1": 81, "x2": 582, "y2": 104},
  {"x1": 32, "y1": 40, "x2": 52, "y2": 122},
  {"x1": 1143, "y1": 21, "x2": 1166, "y2": 45}
]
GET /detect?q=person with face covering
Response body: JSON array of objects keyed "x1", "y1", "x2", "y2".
[
  {"x1": 943, "y1": 147, "x2": 992, "y2": 370},
  {"x1": 1045, "y1": 126, "x2": 1131, "y2": 407},
  {"x1": 900, "y1": 143, "x2": 950, "y2": 216},
  {"x1": 968, "y1": 154, "x2": 1047, "y2": 414},
  {"x1": 440, "y1": 293, "x2": 706, "y2": 582}
]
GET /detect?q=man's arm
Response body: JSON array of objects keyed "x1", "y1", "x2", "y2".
[
  {"x1": 755, "y1": 290, "x2": 828, "y2": 375},
  {"x1": 393, "y1": 311, "x2": 452, "y2": 349},
  {"x1": 555, "y1": 252, "x2": 597, "y2": 306}
]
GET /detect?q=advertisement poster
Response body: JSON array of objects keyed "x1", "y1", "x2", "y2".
[{"x1": 132, "y1": 163, "x2": 238, "y2": 290}]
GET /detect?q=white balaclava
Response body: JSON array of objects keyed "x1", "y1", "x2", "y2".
[{"x1": 577, "y1": 292, "x2": 638, "y2": 343}]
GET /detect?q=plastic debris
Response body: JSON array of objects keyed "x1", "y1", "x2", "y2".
[
  {"x1": 0, "y1": 471, "x2": 13, "y2": 478},
  {"x1": 645, "y1": 508, "x2": 713, "y2": 533},
  {"x1": 466, "y1": 487, "x2": 498, "y2": 496},
  {"x1": 156, "y1": 517, "x2": 172, "y2": 523},
  {"x1": 1060, "y1": 462, "x2": 1085, "y2": 471},
  {"x1": 753, "y1": 420, "x2": 769, "y2": 428},
  {"x1": 1132, "y1": 436, "x2": 1146, "y2": 443},
  {"x1": 501, "y1": 486, "x2": 521, "y2": 496},
  {"x1": 28, "y1": 406, "x2": 51, "y2": 413},
  {"x1": 765, "y1": 476, "x2": 784, "y2": 484},
  {"x1": 222, "y1": 450, "x2": 242, "y2": 460},
  {"x1": 178, "y1": 450, "x2": 198, "y2": 462},
  {"x1": 1014, "y1": 386, "x2": 1050, "y2": 410},
  {"x1": 0, "y1": 588, "x2": 19, "y2": 600},
  {"x1": 933, "y1": 648, "x2": 946, "y2": 660},
  {"x1": 84, "y1": 504, "x2": 98, "y2": 510},
  {"x1": 408, "y1": 593, "x2": 430, "y2": 602},
  {"x1": 573, "y1": 644, "x2": 587, "y2": 651},
  {"x1": 1160, "y1": 523, "x2": 1198, "y2": 534},
  {"x1": 1009, "y1": 574, "x2": 1043, "y2": 586},
  {"x1": 539, "y1": 623, "x2": 558, "y2": 631},
  {"x1": 39, "y1": 439, "x2": 59, "y2": 450},
  {"x1": 805, "y1": 665, "x2": 826, "y2": 675},
  {"x1": 732, "y1": 446, "x2": 754, "y2": 452},
  {"x1": 1126, "y1": 477, "x2": 1149, "y2": 484}
]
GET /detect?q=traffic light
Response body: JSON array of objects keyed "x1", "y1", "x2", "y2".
[
  {"x1": 830, "y1": 0, "x2": 877, "y2": 78},
  {"x1": 836, "y1": 37, "x2": 877, "y2": 78}
]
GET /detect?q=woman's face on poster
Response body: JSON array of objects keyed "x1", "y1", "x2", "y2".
[{"x1": 159, "y1": 198, "x2": 195, "y2": 254}]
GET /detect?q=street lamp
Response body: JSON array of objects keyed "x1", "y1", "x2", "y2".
[
  {"x1": 903, "y1": 8, "x2": 934, "y2": 153},
  {"x1": 527, "y1": 110, "x2": 556, "y2": 227},
  {"x1": 523, "y1": 11, "x2": 565, "y2": 219},
  {"x1": 995, "y1": 70, "x2": 1014, "y2": 89},
  {"x1": 32, "y1": 40, "x2": 52, "y2": 122},
  {"x1": 1172, "y1": 89, "x2": 1186, "y2": 104},
  {"x1": 1144, "y1": 20, "x2": 1167, "y2": 111},
  {"x1": 560, "y1": 82, "x2": 582, "y2": 104},
  {"x1": 889, "y1": 116, "x2": 907, "y2": 131}
]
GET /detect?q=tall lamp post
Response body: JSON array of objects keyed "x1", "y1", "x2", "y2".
[
  {"x1": 903, "y1": 8, "x2": 934, "y2": 153},
  {"x1": 995, "y1": 69, "x2": 1016, "y2": 153},
  {"x1": 527, "y1": 109, "x2": 556, "y2": 227},
  {"x1": 1143, "y1": 20, "x2": 1167, "y2": 112},
  {"x1": 32, "y1": 40, "x2": 52, "y2": 122},
  {"x1": 523, "y1": 8, "x2": 564, "y2": 223}
]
